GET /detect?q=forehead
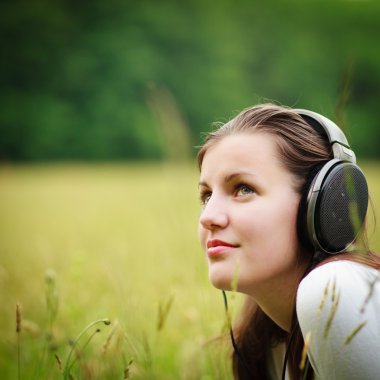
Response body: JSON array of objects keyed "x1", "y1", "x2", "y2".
[
  {"x1": 199, "y1": 132, "x2": 294, "y2": 185},
  {"x1": 201, "y1": 133, "x2": 278, "y2": 169}
]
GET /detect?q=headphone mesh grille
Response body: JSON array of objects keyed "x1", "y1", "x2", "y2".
[{"x1": 316, "y1": 164, "x2": 368, "y2": 252}]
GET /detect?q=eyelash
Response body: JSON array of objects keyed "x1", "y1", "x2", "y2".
[
  {"x1": 199, "y1": 190, "x2": 212, "y2": 205},
  {"x1": 199, "y1": 183, "x2": 255, "y2": 205}
]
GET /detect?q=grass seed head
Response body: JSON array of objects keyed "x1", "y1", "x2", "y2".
[
  {"x1": 16, "y1": 304, "x2": 21, "y2": 333},
  {"x1": 299, "y1": 332, "x2": 311, "y2": 370}
]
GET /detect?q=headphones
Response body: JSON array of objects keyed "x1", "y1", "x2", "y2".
[{"x1": 295, "y1": 109, "x2": 369, "y2": 255}]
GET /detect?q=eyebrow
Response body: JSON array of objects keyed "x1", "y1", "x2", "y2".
[
  {"x1": 198, "y1": 171, "x2": 257, "y2": 188},
  {"x1": 225, "y1": 172, "x2": 255, "y2": 183}
]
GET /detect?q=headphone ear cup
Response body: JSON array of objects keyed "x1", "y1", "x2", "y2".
[
  {"x1": 305, "y1": 161, "x2": 368, "y2": 254},
  {"x1": 297, "y1": 166, "x2": 321, "y2": 252}
]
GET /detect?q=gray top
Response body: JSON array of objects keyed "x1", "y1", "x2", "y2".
[{"x1": 297, "y1": 260, "x2": 380, "y2": 380}]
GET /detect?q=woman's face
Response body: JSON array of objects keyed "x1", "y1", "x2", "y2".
[{"x1": 198, "y1": 132, "x2": 305, "y2": 296}]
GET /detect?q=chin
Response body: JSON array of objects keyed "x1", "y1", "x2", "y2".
[
  {"x1": 208, "y1": 258, "x2": 247, "y2": 291},
  {"x1": 208, "y1": 269, "x2": 234, "y2": 291}
]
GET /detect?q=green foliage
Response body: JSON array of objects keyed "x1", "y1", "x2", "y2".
[{"x1": 1, "y1": 0, "x2": 380, "y2": 161}]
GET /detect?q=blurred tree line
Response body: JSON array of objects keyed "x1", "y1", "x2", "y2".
[{"x1": 1, "y1": 0, "x2": 379, "y2": 161}]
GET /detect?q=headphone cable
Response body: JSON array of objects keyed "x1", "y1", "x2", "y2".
[
  {"x1": 223, "y1": 290, "x2": 300, "y2": 380},
  {"x1": 222, "y1": 290, "x2": 254, "y2": 378},
  {"x1": 281, "y1": 325, "x2": 298, "y2": 380}
]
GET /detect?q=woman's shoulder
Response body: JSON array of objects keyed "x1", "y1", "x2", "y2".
[
  {"x1": 297, "y1": 258, "x2": 380, "y2": 330},
  {"x1": 296, "y1": 259, "x2": 380, "y2": 379},
  {"x1": 298, "y1": 259, "x2": 379, "y2": 299}
]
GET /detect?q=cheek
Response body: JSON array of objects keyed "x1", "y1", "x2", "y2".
[
  {"x1": 265, "y1": 199, "x2": 300, "y2": 256},
  {"x1": 244, "y1": 197, "x2": 300, "y2": 250},
  {"x1": 198, "y1": 223, "x2": 207, "y2": 248}
]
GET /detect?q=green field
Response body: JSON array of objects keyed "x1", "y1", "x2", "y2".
[{"x1": 1, "y1": 162, "x2": 379, "y2": 379}]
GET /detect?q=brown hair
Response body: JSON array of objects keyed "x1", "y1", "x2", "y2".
[{"x1": 197, "y1": 103, "x2": 380, "y2": 380}]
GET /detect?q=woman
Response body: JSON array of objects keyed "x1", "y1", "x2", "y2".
[{"x1": 197, "y1": 104, "x2": 380, "y2": 380}]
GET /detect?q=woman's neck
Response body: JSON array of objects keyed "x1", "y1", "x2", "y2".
[{"x1": 247, "y1": 261, "x2": 309, "y2": 332}]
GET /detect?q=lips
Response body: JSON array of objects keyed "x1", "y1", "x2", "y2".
[{"x1": 206, "y1": 239, "x2": 238, "y2": 257}]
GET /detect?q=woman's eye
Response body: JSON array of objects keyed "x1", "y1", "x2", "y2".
[
  {"x1": 199, "y1": 191, "x2": 212, "y2": 205},
  {"x1": 235, "y1": 184, "x2": 254, "y2": 197}
]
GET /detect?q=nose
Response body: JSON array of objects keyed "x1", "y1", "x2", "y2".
[{"x1": 199, "y1": 195, "x2": 229, "y2": 231}]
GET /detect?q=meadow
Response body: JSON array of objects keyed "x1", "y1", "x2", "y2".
[{"x1": 1, "y1": 162, "x2": 379, "y2": 379}]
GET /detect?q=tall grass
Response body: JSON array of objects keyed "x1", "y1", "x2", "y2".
[
  {"x1": 0, "y1": 162, "x2": 379, "y2": 379},
  {"x1": 0, "y1": 163, "x2": 238, "y2": 379}
]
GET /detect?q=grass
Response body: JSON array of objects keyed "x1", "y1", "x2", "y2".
[
  {"x1": 0, "y1": 162, "x2": 236, "y2": 379},
  {"x1": 0, "y1": 161, "x2": 379, "y2": 379}
]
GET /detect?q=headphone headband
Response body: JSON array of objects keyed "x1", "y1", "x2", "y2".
[
  {"x1": 294, "y1": 108, "x2": 368, "y2": 254},
  {"x1": 294, "y1": 109, "x2": 356, "y2": 164}
]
